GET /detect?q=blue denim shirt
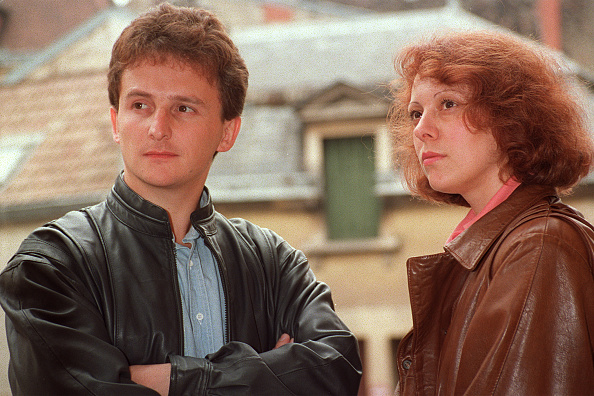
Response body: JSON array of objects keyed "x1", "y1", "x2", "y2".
[{"x1": 174, "y1": 196, "x2": 226, "y2": 358}]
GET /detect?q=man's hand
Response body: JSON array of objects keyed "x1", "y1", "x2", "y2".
[
  {"x1": 130, "y1": 363, "x2": 171, "y2": 396},
  {"x1": 274, "y1": 333, "x2": 294, "y2": 349},
  {"x1": 129, "y1": 334, "x2": 292, "y2": 394}
]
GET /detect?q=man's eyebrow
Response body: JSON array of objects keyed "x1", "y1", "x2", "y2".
[
  {"x1": 124, "y1": 89, "x2": 151, "y2": 98},
  {"x1": 168, "y1": 94, "x2": 207, "y2": 107},
  {"x1": 123, "y1": 90, "x2": 207, "y2": 107}
]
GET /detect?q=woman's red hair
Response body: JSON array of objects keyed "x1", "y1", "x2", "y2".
[{"x1": 390, "y1": 30, "x2": 594, "y2": 206}]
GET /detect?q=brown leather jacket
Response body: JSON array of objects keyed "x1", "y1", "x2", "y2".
[{"x1": 396, "y1": 184, "x2": 594, "y2": 395}]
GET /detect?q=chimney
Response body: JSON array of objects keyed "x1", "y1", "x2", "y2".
[
  {"x1": 263, "y1": 3, "x2": 294, "y2": 23},
  {"x1": 536, "y1": 0, "x2": 562, "y2": 50}
]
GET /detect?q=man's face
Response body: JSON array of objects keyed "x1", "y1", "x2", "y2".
[{"x1": 110, "y1": 59, "x2": 240, "y2": 200}]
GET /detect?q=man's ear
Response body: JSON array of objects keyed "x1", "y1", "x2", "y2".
[
  {"x1": 110, "y1": 107, "x2": 121, "y2": 144},
  {"x1": 217, "y1": 116, "x2": 241, "y2": 153}
]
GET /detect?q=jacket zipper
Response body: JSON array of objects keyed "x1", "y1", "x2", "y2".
[
  {"x1": 197, "y1": 226, "x2": 230, "y2": 344},
  {"x1": 169, "y1": 232, "x2": 185, "y2": 354}
]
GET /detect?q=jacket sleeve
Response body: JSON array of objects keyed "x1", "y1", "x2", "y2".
[
  {"x1": 453, "y1": 216, "x2": 594, "y2": 395},
  {"x1": 0, "y1": 240, "x2": 159, "y2": 396},
  {"x1": 169, "y1": 226, "x2": 363, "y2": 395}
]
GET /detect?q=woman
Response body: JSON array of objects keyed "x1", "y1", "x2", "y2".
[{"x1": 390, "y1": 30, "x2": 594, "y2": 395}]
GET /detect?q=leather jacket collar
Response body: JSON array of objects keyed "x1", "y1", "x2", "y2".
[
  {"x1": 445, "y1": 184, "x2": 558, "y2": 271},
  {"x1": 107, "y1": 173, "x2": 217, "y2": 237}
]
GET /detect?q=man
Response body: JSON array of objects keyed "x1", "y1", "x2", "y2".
[{"x1": 0, "y1": 3, "x2": 362, "y2": 395}]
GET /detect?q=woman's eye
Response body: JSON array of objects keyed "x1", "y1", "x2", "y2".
[
  {"x1": 409, "y1": 110, "x2": 422, "y2": 120},
  {"x1": 442, "y1": 99, "x2": 456, "y2": 109}
]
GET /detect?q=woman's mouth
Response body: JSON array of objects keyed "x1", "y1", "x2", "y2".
[{"x1": 421, "y1": 151, "x2": 444, "y2": 166}]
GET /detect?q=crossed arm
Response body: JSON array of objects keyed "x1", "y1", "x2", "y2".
[
  {"x1": 130, "y1": 334, "x2": 294, "y2": 395},
  {"x1": 1, "y1": 227, "x2": 361, "y2": 394}
]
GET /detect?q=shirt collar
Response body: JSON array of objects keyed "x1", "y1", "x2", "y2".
[
  {"x1": 181, "y1": 225, "x2": 201, "y2": 246},
  {"x1": 446, "y1": 178, "x2": 521, "y2": 244},
  {"x1": 180, "y1": 190, "x2": 209, "y2": 246},
  {"x1": 445, "y1": 184, "x2": 557, "y2": 271}
]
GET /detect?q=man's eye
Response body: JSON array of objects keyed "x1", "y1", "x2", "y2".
[
  {"x1": 178, "y1": 105, "x2": 194, "y2": 113},
  {"x1": 133, "y1": 102, "x2": 146, "y2": 110}
]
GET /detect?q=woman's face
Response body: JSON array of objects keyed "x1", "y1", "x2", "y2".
[{"x1": 409, "y1": 76, "x2": 505, "y2": 212}]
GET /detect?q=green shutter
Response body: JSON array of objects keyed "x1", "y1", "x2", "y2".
[{"x1": 324, "y1": 136, "x2": 380, "y2": 240}]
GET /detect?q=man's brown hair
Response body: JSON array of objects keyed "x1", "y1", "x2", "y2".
[{"x1": 108, "y1": 2, "x2": 248, "y2": 121}]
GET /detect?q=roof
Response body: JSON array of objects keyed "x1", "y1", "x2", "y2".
[
  {"x1": 0, "y1": 71, "x2": 120, "y2": 222},
  {"x1": 234, "y1": 4, "x2": 497, "y2": 102},
  {"x1": 234, "y1": 4, "x2": 594, "y2": 100},
  {"x1": 1, "y1": 8, "x2": 133, "y2": 85},
  {"x1": 1, "y1": 3, "x2": 593, "y2": 221}
]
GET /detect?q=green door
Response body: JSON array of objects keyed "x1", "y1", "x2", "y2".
[{"x1": 324, "y1": 136, "x2": 380, "y2": 240}]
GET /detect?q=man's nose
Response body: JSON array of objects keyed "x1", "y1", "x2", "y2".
[{"x1": 148, "y1": 108, "x2": 172, "y2": 140}]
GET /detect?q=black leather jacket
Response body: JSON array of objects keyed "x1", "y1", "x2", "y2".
[{"x1": 0, "y1": 175, "x2": 362, "y2": 395}]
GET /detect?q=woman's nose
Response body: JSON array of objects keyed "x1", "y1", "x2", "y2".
[{"x1": 413, "y1": 110, "x2": 438, "y2": 141}]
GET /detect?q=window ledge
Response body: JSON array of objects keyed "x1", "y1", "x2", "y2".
[{"x1": 302, "y1": 234, "x2": 401, "y2": 258}]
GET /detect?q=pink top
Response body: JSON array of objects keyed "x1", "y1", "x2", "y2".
[{"x1": 446, "y1": 178, "x2": 521, "y2": 244}]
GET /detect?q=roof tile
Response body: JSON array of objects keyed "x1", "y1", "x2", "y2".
[{"x1": 0, "y1": 72, "x2": 119, "y2": 209}]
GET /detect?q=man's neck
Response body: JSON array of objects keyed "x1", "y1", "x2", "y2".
[
  {"x1": 168, "y1": 210, "x2": 194, "y2": 246},
  {"x1": 159, "y1": 193, "x2": 202, "y2": 245},
  {"x1": 156, "y1": 197, "x2": 199, "y2": 245},
  {"x1": 123, "y1": 177, "x2": 204, "y2": 245}
]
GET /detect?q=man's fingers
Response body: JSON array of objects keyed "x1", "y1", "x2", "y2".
[{"x1": 274, "y1": 333, "x2": 294, "y2": 349}]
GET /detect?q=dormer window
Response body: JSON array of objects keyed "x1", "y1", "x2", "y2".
[{"x1": 299, "y1": 83, "x2": 392, "y2": 241}]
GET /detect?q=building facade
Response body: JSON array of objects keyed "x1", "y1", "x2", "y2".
[{"x1": 1, "y1": 1, "x2": 594, "y2": 395}]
